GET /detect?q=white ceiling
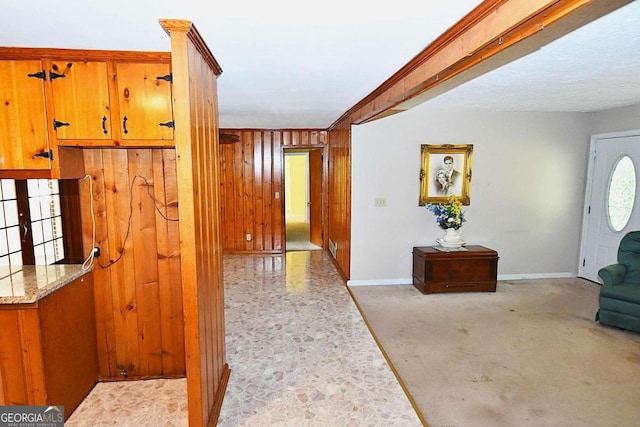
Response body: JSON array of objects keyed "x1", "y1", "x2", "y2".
[
  {"x1": 1, "y1": 1, "x2": 639, "y2": 129},
  {"x1": 419, "y1": 0, "x2": 640, "y2": 115}
]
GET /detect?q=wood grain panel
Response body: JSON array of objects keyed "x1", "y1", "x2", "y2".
[
  {"x1": 327, "y1": 121, "x2": 351, "y2": 281},
  {"x1": 81, "y1": 150, "x2": 116, "y2": 379},
  {"x1": 128, "y1": 149, "x2": 163, "y2": 375},
  {"x1": 152, "y1": 149, "x2": 184, "y2": 374},
  {"x1": 80, "y1": 148, "x2": 185, "y2": 380},
  {"x1": 219, "y1": 129, "x2": 326, "y2": 253},
  {"x1": 38, "y1": 274, "x2": 98, "y2": 420},
  {"x1": 103, "y1": 149, "x2": 140, "y2": 377},
  {"x1": 161, "y1": 19, "x2": 229, "y2": 427},
  {"x1": 116, "y1": 63, "x2": 174, "y2": 141},
  {"x1": 309, "y1": 149, "x2": 323, "y2": 246},
  {"x1": 0, "y1": 309, "x2": 31, "y2": 404},
  {"x1": 0, "y1": 276, "x2": 98, "y2": 419},
  {"x1": 47, "y1": 60, "x2": 111, "y2": 140},
  {"x1": 0, "y1": 60, "x2": 49, "y2": 170},
  {"x1": 262, "y1": 132, "x2": 274, "y2": 250},
  {"x1": 18, "y1": 309, "x2": 46, "y2": 405}
]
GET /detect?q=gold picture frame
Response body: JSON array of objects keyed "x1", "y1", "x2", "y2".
[{"x1": 419, "y1": 144, "x2": 473, "y2": 206}]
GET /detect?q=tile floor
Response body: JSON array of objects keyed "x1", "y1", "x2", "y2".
[{"x1": 67, "y1": 251, "x2": 421, "y2": 426}]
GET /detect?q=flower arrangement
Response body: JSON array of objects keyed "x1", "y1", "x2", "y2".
[{"x1": 426, "y1": 195, "x2": 466, "y2": 230}]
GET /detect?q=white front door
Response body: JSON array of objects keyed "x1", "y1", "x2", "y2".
[{"x1": 579, "y1": 131, "x2": 640, "y2": 282}]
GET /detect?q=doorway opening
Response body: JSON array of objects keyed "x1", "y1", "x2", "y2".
[{"x1": 284, "y1": 149, "x2": 323, "y2": 251}]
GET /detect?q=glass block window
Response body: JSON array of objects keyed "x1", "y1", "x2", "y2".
[
  {"x1": 0, "y1": 179, "x2": 22, "y2": 266},
  {"x1": 27, "y1": 179, "x2": 65, "y2": 265}
]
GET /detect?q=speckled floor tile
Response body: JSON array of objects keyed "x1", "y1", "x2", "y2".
[
  {"x1": 217, "y1": 251, "x2": 421, "y2": 426},
  {"x1": 66, "y1": 377, "x2": 188, "y2": 426},
  {"x1": 66, "y1": 251, "x2": 421, "y2": 426}
]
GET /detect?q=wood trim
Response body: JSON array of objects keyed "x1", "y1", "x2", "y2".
[
  {"x1": 14, "y1": 181, "x2": 35, "y2": 265},
  {"x1": 159, "y1": 19, "x2": 222, "y2": 76},
  {"x1": 59, "y1": 179, "x2": 85, "y2": 263},
  {"x1": 0, "y1": 47, "x2": 171, "y2": 62},
  {"x1": 331, "y1": 0, "x2": 632, "y2": 126},
  {"x1": 207, "y1": 364, "x2": 231, "y2": 424}
]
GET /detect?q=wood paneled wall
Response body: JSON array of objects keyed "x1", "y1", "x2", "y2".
[
  {"x1": 80, "y1": 148, "x2": 184, "y2": 380},
  {"x1": 327, "y1": 121, "x2": 351, "y2": 280},
  {"x1": 161, "y1": 19, "x2": 229, "y2": 426},
  {"x1": 219, "y1": 129, "x2": 327, "y2": 253}
]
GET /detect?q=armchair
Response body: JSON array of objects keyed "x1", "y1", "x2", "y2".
[{"x1": 596, "y1": 231, "x2": 640, "y2": 333}]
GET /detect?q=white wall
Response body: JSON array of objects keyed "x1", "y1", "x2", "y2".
[
  {"x1": 591, "y1": 103, "x2": 640, "y2": 134},
  {"x1": 349, "y1": 108, "x2": 592, "y2": 284}
]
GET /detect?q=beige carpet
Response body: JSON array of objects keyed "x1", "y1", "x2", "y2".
[
  {"x1": 286, "y1": 221, "x2": 322, "y2": 251},
  {"x1": 349, "y1": 279, "x2": 640, "y2": 427}
]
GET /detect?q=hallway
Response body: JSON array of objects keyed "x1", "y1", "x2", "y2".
[
  {"x1": 67, "y1": 251, "x2": 420, "y2": 426},
  {"x1": 285, "y1": 222, "x2": 323, "y2": 251},
  {"x1": 218, "y1": 250, "x2": 420, "y2": 425}
]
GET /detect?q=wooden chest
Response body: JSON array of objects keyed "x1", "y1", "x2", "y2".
[{"x1": 412, "y1": 245, "x2": 499, "y2": 294}]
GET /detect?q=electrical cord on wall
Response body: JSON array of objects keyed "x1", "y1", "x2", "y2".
[
  {"x1": 81, "y1": 173, "x2": 179, "y2": 270},
  {"x1": 136, "y1": 174, "x2": 180, "y2": 222},
  {"x1": 81, "y1": 174, "x2": 96, "y2": 271}
]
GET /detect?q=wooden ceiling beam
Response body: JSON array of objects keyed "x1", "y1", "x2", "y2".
[{"x1": 332, "y1": 0, "x2": 632, "y2": 127}]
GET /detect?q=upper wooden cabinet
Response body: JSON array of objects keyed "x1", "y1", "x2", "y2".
[
  {"x1": 47, "y1": 60, "x2": 112, "y2": 140},
  {"x1": 0, "y1": 48, "x2": 174, "y2": 176},
  {"x1": 115, "y1": 63, "x2": 174, "y2": 141},
  {"x1": 0, "y1": 60, "x2": 51, "y2": 170}
]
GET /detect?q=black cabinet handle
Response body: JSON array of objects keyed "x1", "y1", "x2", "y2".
[
  {"x1": 156, "y1": 74, "x2": 172, "y2": 82},
  {"x1": 102, "y1": 116, "x2": 108, "y2": 135},
  {"x1": 34, "y1": 150, "x2": 53, "y2": 160},
  {"x1": 123, "y1": 116, "x2": 128, "y2": 134}
]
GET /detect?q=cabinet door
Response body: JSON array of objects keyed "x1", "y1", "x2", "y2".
[
  {"x1": 116, "y1": 63, "x2": 174, "y2": 140},
  {"x1": 49, "y1": 60, "x2": 111, "y2": 140},
  {"x1": 0, "y1": 60, "x2": 50, "y2": 170}
]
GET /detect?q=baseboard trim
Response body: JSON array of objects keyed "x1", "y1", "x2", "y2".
[
  {"x1": 347, "y1": 278, "x2": 413, "y2": 286},
  {"x1": 498, "y1": 272, "x2": 576, "y2": 280},
  {"x1": 347, "y1": 273, "x2": 577, "y2": 287}
]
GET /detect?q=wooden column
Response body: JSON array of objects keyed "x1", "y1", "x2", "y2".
[{"x1": 160, "y1": 19, "x2": 229, "y2": 426}]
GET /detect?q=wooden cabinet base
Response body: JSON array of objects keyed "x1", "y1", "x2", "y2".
[
  {"x1": 0, "y1": 273, "x2": 97, "y2": 420},
  {"x1": 412, "y1": 246, "x2": 499, "y2": 294}
]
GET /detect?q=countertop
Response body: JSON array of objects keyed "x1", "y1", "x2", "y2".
[{"x1": 0, "y1": 264, "x2": 92, "y2": 304}]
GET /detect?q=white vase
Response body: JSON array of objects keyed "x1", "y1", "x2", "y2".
[{"x1": 443, "y1": 228, "x2": 461, "y2": 243}]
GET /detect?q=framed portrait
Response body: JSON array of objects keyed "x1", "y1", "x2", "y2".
[{"x1": 419, "y1": 144, "x2": 472, "y2": 206}]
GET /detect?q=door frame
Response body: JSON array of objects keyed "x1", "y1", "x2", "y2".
[
  {"x1": 578, "y1": 128, "x2": 640, "y2": 279},
  {"x1": 282, "y1": 146, "x2": 327, "y2": 250}
]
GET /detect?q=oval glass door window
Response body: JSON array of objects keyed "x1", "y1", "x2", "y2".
[{"x1": 607, "y1": 155, "x2": 636, "y2": 231}]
